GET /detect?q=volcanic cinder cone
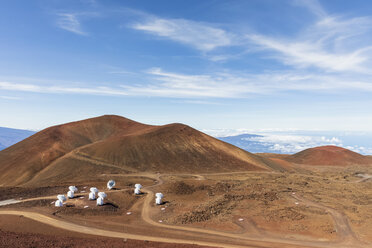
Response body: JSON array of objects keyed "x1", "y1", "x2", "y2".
[
  {"x1": 0, "y1": 115, "x2": 281, "y2": 186},
  {"x1": 285, "y1": 145, "x2": 372, "y2": 166}
]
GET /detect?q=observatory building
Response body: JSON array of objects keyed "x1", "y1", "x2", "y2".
[
  {"x1": 155, "y1": 193, "x2": 164, "y2": 205},
  {"x1": 90, "y1": 187, "x2": 98, "y2": 193},
  {"x1": 98, "y1": 192, "x2": 107, "y2": 199},
  {"x1": 134, "y1": 184, "x2": 142, "y2": 195},
  {"x1": 97, "y1": 197, "x2": 104, "y2": 206},
  {"x1": 89, "y1": 192, "x2": 96, "y2": 200},
  {"x1": 67, "y1": 190, "x2": 74, "y2": 199},
  {"x1": 69, "y1": 186, "x2": 78, "y2": 193},
  {"x1": 57, "y1": 194, "x2": 66, "y2": 202},
  {"x1": 55, "y1": 200, "x2": 63, "y2": 207},
  {"x1": 89, "y1": 187, "x2": 98, "y2": 200},
  {"x1": 107, "y1": 180, "x2": 115, "y2": 190}
]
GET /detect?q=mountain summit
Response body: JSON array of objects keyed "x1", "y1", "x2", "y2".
[
  {"x1": 0, "y1": 115, "x2": 279, "y2": 186},
  {"x1": 285, "y1": 145, "x2": 371, "y2": 166}
]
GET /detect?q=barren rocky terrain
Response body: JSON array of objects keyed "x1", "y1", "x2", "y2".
[
  {"x1": 0, "y1": 116, "x2": 371, "y2": 247},
  {"x1": 1, "y1": 166, "x2": 371, "y2": 248}
]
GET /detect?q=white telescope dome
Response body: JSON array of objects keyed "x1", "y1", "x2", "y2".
[
  {"x1": 89, "y1": 192, "x2": 96, "y2": 200},
  {"x1": 57, "y1": 194, "x2": 66, "y2": 202},
  {"x1": 107, "y1": 180, "x2": 115, "y2": 190},
  {"x1": 55, "y1": 200, "x2": 63, "y2": 207},
  {"x1": 134, "y1": 184, "x2": 142, "y2": 189},
  {"x1": 69, "y1": 186, "x2": 78, "y2": 192},
  {"x1": 134, "y1": 188, "x2": 141, "y2": 195},
  {"x1": 155, "y1": 193, "x2": 164, "y2": 199},
  {"x1": 155, "y1": 192, "x2": 164, "y2": 205},
  {"x1": 96, "y1": 197, "x2": 104, "y2": 206},
  {"x1": 90, "y1": 187, "x2": 98, "y2": 193},
  {"x1": 98, "y1": 192, "x2": 107, "y2": 199},
  {"x1": 155, "y1": 197, "x2": 162, "y2": 205},
  {"x1": 67, "y1": 191, "x2": 74, "y2": 199}
]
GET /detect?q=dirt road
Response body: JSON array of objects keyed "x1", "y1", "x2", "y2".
[
  {"x1": 290, "y1": 194, "x2": 365, "y2": 247},
  {"x1": 140, "y1": 175, "x2": 369, "y2": 248}
]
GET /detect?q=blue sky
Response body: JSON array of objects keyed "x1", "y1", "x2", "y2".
[{"x1": 1, "y1": 0, "x2": 372, "y2": 133}]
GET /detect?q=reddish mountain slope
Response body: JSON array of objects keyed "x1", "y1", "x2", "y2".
[
  {"x1": 0, "y1": 115, "x2": 154, "y2": 186},
  {"x1": 285, "y1": 145, "x2": 371, "y2": 166},
  {"x1": 0, "y1": 115, "x2": 280, "y2": 186}
]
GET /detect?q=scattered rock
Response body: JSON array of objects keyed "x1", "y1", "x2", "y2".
[{"x1": 168, "y1": 181, "x2": 195, "y2": 195}]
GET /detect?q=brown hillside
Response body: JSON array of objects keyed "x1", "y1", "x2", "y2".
[
  {"x1": 0, "y1": 115, "x2": 154, "y2": 186},
  {"x1": 0, "y1": 115, "x2": 281, "y2": 187},
  {"x1": 285, "y1": 145, "x2": 371, "y2": 166}
]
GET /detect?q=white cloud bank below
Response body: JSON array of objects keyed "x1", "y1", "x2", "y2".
[
  {"x1": 206, "y1": 129, "x2": 372, "y2": 155},
  {"x1": 247, "y1": 134, "x2": 342, "y2": 154}
]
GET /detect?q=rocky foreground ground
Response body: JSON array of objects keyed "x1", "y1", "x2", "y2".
[{"x1": 0, "y1": 229, "x2": 214, "y2": 248}]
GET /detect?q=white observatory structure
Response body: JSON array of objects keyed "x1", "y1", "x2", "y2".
[
  {"x1": 89, "y1": 187, "x2": 98, "y2": 200},
  {"x1": 134, "y1": 184, "x2": 142, "y2": 195},
  {"x1": 67, "y1": 190, "x2": 74, "y2": 199},
  {"x1": 57, "y1": 194, "x2": 66, "y2": 202},
  {"x1": 67, "y1": 186, "x2": 77, "y2": 199},
  {"x1": 55, "y1": 200, "x2": 63, "y2": 207},
  {"x1": 96, "y1": 196, "x2": 104, "y2": 206},
  {"x1": 107, "y1": 180, "x2": 115, "y2": 190},
  {"x1": 155, "y1": 193, "x2": 164, "y2": 205},
  {"x1": 98, "y1": 192, "x2": 107, "y2": 199},
  {"x1": 90, "y1": 187, "x2": 98, "y2": 193},
  {"x1": 89, "y1": 192, "x2": 96, "y2": 200},
  {"x1": 69, "y1": 186, "x2": 78, "y2": 193}
]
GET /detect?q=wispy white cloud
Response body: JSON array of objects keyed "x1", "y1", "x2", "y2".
[
  {"x1": 247, "y1": 2, "x2": 372, "y2": 73},
  {"x1": 56, "y1": 13, "x2": 88, "y2": 35},
  {"x1": 2, "y1": 66, "x2": 372, "y2": 98},
  {"x1": 247, "y1": 33, "x2": 371, "y2": 72},
  {"x1": 131, "y1": 17, "x2": 234, "y2": 51},
  {"x1": 0, "y1": 82, "x2": 41, "y2": 92},
  {"x1": 126, "y1": 67, "x2": 260, "y2": 97},
  {"x1": 173, "y1": 100, "x2": 223, "y2": 105},
  {"x1": 0, "y1": 82, "x2": 129, "y2": 96},
  {"x1": 292, "y1": 0, "x2": 327, "y2": 18},
  {"x1": 0, "y1": 95, "x2": 21, "y2": 100},
  {"x1": 139, "y1": 68, "x2": 372, "y2": 97},
  {"x1": 129, "y1": 4, "x2": 372, "y2": 74}
]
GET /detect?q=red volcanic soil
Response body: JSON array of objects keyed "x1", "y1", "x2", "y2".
[
  {"x1": 0, "y1": 215, "x2": 214, "y2": 248},
  {"x1": 0, "y1": 115, "x2": 152, "y2": 186},
  {"x1": 0, "y1": 115, "x2": 281, "y2": 187},
  {"x1": 0, "y1": 230, "x2": 214, "y2": 248},
  {"x1": 285, "y1": 145, "x2": 371, "y2": 166}
]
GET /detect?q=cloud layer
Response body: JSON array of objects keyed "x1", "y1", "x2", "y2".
[
  {"x1": 2, "y1": 67, "x2": 372, "y2": 99},
  {"x1": 213, "y1": 129, "x2": 372, "y2": 155},
  {"x1": 246, "y1": 134, "x2": 342, "y2": 153}
]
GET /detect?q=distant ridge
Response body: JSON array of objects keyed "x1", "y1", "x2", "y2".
[
  {"x1": 218, "y1": 134, "x2": 268, "y2": 153},
  {"x1": 285, "y1": 145, "x2": 371, "y2": 166},
  {"x1": 0, "y1": 127, "x2": 35, "y2": 151},
  {"x1": 0, "y1": 115, "x2": 282, "y2": 186}
]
